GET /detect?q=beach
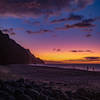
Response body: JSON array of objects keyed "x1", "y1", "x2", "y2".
[
  {"x1": 1, "y1": 64, "x2": 100, "y2": 89},
  {"x1": 1, "y1": 64, "x2": 100, "y2": 100}
]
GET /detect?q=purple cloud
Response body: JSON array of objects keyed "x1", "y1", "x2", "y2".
[
  {"x1": 85, "y1": 57, "x2": 100, "y2": 61},
  {"x1": 55, "y1": 18, "x2": 96, "y2": 31},
  {"x1": 70, "y1": 50, "x2": 93, "y2": 53},
  {"x1": 82, "y1": 29, "x2": 93, "y2": 33},
  {"x1": 0, "y1": 0, "x2": 94, "y2": 17},
  {"x1": 68, "y1": 14, "x2": 84, "y2": 21},
  {"x1": 26, "y1": 29, "x2": 52, "y2": 34},
  {"x1": 51, "y1": 14, "x2": 84, "y2": 24},
  {"x1": 64, "y1": 56, "x2": 100, "y2": 63},
  {"x1": 66, "y1": 22, "x2": 95, "y2": 29},
  {"x1": 2, "y1": 28, "x2": 16, "y2": 36}
]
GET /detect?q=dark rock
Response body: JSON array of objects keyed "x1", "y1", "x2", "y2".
[
  {"x1": 0, "y1": 30, "x2": 44, "y2": 65},
  {"x1": 14, "y1": 89, "x2": 32, "y2": 100},
  {"x1": 73, "y1": 88, "x2": 94, "y2": 100},
  {"x1": 1, "y1": 79, "x2": 100, "y2": 100},
  {"x1": 24, "y1": 88, "x2": 40, "y2": 100},
  {"x1": 95, "y1": 92, "x2": 100, "y2": 100},
  {"x1": 0, "y1": 90, "x2": 15, "y2": 100},
  {"x1": 37, "y1": 94, "x2": 48, "y2": 100}
]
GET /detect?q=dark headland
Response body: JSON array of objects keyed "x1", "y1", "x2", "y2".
[{"x1": 0, "y1": 30, "x2": 44, "y2": 65}]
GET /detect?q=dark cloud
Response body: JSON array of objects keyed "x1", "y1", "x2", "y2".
[
  {"x1": 26, "y1": 29, "x2": 52, "y2": 34},
  {"x1": 0, "y1": 0, "x2": 94, "y2": 17},
  {"x1": 51, "y1": 18, "x2": 68, "y2": 24},
  {"x1": 2, "y1": 28, "x2": 16, "y2": 36},
  {"x1": 51, "y1": 14, "x2": 84, "y2": 24},
  {"x1": 55, "y1": 18, "x2": 96, "y2": 30},
  {"x1": 55, "y1": 22, "x2": 95, "y2": 31},
  {"x1": 82, "y1": 18, "x2": 96, "y2": 23},
  {"x1": 84, "y1": 57, "x2": 100, "y2": 61},
  {"x1": 10, "y1": 32, "x2": 16, "y2": 36},
  {"x1": 70, "y1": 50, "x2": 93, "y2": 53},
  {"x1": 66, "y1": 18, "x2": 96, "y2": 28},
  {"x1": 2, "y1": 28, "x2": 13, "y2": 33},
  {"x1": 66, "y1": 22, "x2": 95, "y2": 29},
  {"x1": 64, "y1": 56, "x2": 100, "y2": 63},
  {"x1": 68, "y1": 14, "x2": 84, "y2": 21},
  {"x1": 82, "y1": 29, "x2": 93, "y2": 33}
]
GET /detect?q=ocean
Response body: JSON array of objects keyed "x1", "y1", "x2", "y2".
[
  {"x1": 46, "y1": 64, "x2": 100, "y2": 72},
  {"x1": 31, "y1": 64, "x2": 100, "y2": 72}
]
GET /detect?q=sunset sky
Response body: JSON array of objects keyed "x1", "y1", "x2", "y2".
[{"x1": 0, "y1": 0, "x2": 100, "y2": 64}]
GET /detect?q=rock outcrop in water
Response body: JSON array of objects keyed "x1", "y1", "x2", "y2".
[{"x1": 0, "y1": 30, "x2": 44, "y2": 65}]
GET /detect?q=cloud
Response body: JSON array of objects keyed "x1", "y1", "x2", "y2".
[
  {"x1": 51, "y1": 14, "x2": 84, "y2": 24},
  {"x1": 55, "y1": 18, "x2": 96, "y2": 31},
  {"x1": 55, "y1": 22, "x2": 95, "y2": 31},
  {"x1": 66, "y1": 21, "x2": 95, "y2": 29},
  {"x1": 68, "y1": 14, "x2": 84, "y2": 21},
  {"x1": 66, "y1": 18, "x2": 96, "y2": 28},
  {"x1": 0, "y1": 0, "x2": 94, "y2": 17},
  {"x1": 82, "y1": 29, "x2": 93, "y2": 33},
  {"x1": 53, "y1": 48, "x2": 61, "y2": 52},
  {"x1": 70, "y1": 50, "x2": 93, "y2": 53},
  {"x1": 2, "y1": 28, "x2": 16, "y2": 36},
  {"x1": 85, "y1": 34, "x2": 92, "y2": 38},
  {"x1": 84, "y1": 57, "x2": 100, "y2": 61},
  {"x1": 26, "y1": 29, "x2": 52, "y2": 34},
  {"x1": 51, "y1": 18, "x2": 68, "y2": 24},
  {"x1": 64, "y1": 56, "x2": 100, "y2": 63},
  {"x1": 82, "y1": 19, "x2": 94, "y2": 23},
  {"x1": 10, "y1": 32, "x2": 16, "y2": 36}
]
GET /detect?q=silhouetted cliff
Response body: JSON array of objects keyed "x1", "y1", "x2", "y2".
[{"x1": 0, "y1": 30, "x2": 44, "y2": 65}]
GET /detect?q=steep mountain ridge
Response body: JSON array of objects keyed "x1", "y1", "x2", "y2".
[{"x1": 0, "y1": 30, "x2": 44, "y2": 65}]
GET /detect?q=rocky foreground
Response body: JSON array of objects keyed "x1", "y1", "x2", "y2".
[{"x1": 0, "y1": 79, "x2": 100, "y2": 100}]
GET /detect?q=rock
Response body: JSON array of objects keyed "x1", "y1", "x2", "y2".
[
  {"x1": 73, "y1": 88, "x2": 95, "y2": 100},
  {"x1": 0, "y1": 90, "x2": 15, "y2": 100},
  {"x1": 24, "y1": 88, "x2": 40, "y2": 100},
  {"x1": 0, "y1": 30, "x2": 44, "y2": 65},
  {"x1": 37, "y1": 94, "x2": 48, "y2": 100},
  {"x1": 14, "y1": 89, "x2": 32, "y2": 100},
  {"x1": 95, "y1": 92, "x2": 100, "y2": 100},
  {"x1": 1, "y1": 79, "x2": 100, "y2": 100}
]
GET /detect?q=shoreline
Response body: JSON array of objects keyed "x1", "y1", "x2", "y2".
[
  {"x1": 0, "y1": 64, "x2": 100, "y2": 93},
  {"x1": 0, "y1": 64, "x2": 100, "y2": 82},
  {"x1": 30, "y1": 64, "x2": 100, "y2": 72}
]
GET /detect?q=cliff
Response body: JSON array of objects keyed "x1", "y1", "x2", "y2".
[{"x1": 0, "y1": 30, "x2": 44, "y2": 65}]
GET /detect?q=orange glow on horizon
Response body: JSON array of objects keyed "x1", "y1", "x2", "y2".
[{"x1": 31, "y1": 50, "x2": 100, "y2": 64}]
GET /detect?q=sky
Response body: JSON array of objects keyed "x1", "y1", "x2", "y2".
[{"x1": 0, "y1": 0, "x2": 100, "y2": 64}]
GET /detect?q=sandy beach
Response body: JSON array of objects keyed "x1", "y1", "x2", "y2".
[{"x1": 1, "y1": 64, "x2": 100, "y2": 89}]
